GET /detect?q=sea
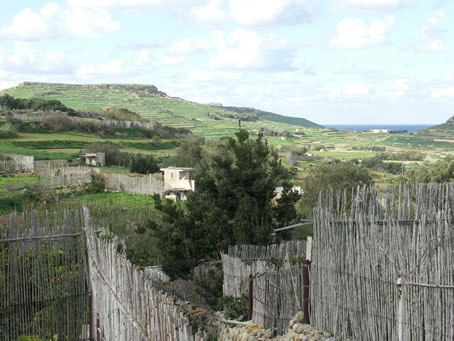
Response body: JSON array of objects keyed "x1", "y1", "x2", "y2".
[{"x1": 324, "y1": 124, "x2": 433, "y2": 132}]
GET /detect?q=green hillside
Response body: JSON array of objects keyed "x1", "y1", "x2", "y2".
[
  {"x1": 416, "y1": 116, "x2": 454, "y2": 138},
  {"x1": 209, "y1": 104, "x2": 321, "y2": 128},
  {"x1": 2, "y1": 82, "x2": 320, "y2": 138}
]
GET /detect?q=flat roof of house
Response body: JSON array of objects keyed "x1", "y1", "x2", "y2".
[
  {"x1": 160, "y1": 167, "x2": 194, "y2": 171},
  {"x1": 81, "y1": 153, "x2": 97, "y2": 158}
]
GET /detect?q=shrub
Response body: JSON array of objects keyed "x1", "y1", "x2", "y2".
[
  {"x1": 86, "y1": 173, "x2": 105, "y2": 194},
  {"x1": 129, "y1": 154, "x2": 160, "y2": 174},
  {"x1": 217, "y1": 294, "x2": 248, "y2": 320},
  {"x1": 0, "y1": 123, "x2": 18, "y2": 138},
  {"x1": 43, "y1": 116, "x2": 73, "y2": 131}
]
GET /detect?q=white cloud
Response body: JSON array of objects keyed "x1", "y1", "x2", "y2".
[
  {"x1": 63, "y1": 7, "x2": 120, "y2": 38},
  {"x1": 2, "y1": 42, "x2": 74, "y2": 75},
  {"x1": 169, "y1": 38, "x2": 212, "y2": 56},
  {"x1": 330, "y1": 16, "x2": 395, "y2": 49},
  {"x1": 432, "y1": 87, "x2": 454, "y2": 99},
  {"x1": 76, "y1": 60, "x2": 137, "y2": 79},
  {"x1": 344, "y1": 82, "x2": 370, "y2": 96},
  {"x1": 229, "y1": 0, "x2": 315, "y2": 27},
  {"x1": 66, "y1": 0, "x2": 164, "y2": 9},
  {"x1": 383, "y1": 78, "x2": 411, "y2": 101},
  {"x1": 422, "y1": 40, "x2": 444, "y2": 52},
  {"x1": 187, "y1": 69, "x2": 242, "y2": 82},
  {"x1": 191, "y1": 0, "x2": 226, "y2": 25},
  {"x1": 446, "y1": 72, "x2": 454, "y2": 82},
  {"x1": 342, "y1": 0, "x2": 404, "y2": 11},
  {"x1": 320, "y1": 82, "x2": 370, "y2": 100},
  {"x1": 65, "y1": 0, "x2": 190, "y2": 14},
  {"x1": 0, "y1": 3, "x2": 119, "y2": 40},
  {"x1": 421, "y1": 11, "x2": 446, "y2": 52},
  {"x1": 422, "y1": 10, "x2": 445, "y2": 37},
  {"x1": 210, "y1": 29, "x2": 295, "y2": 71},
  {"x1": 0, "y1": 80, "x2": 16, "y2": 91}
]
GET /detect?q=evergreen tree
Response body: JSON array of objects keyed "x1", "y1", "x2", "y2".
[{"x1": 152, "y1": 128, "x2": 301, "y2": 279}]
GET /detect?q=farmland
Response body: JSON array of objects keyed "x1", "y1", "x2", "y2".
[{"x1": 1, "y1": 82, "x2": 453, "y2": 184}]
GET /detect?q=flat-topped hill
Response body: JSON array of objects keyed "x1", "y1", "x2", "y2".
[{"x1": 2, "y1": 82, "x2": 321, "y2": 137}]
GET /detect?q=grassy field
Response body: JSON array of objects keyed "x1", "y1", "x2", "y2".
[
  {"x1": 0, "y1": 175, "x2": 38, "y2": 212},
  {"x1": 2, "y1": 82, "x2": 454, "y2": 168},
  {"x1": 0, "y1": 129, "x2": 183, "y2": 159},
  {"x1": 3, "y1": 83, "x2": 319, "y2": 138},
  {"x1": 51, "y1": 191, "x2": 161, "y2": 265}
]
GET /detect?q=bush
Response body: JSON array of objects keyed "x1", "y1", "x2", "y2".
[
  {"x1": 43, "y1": 116, "x2": 73, "y2": 131},
  {"x1": 101, "y1": 107, "x2": 144, "y2": 121},
  {"x1": 86, "y1": 173, "x2": 105, "y2": 194},
  {"x1": 72, "y1": 118, "x2": 113, "y2": 136},
  {"x1": 0, "y1": 123, "x2": 18, "y2": 138},
  {"x1": 129, "y1": 154, "x2": 160, "y2": 174},
  {"x1": 0, "y1": 94, "x2": 74, "y2": 113},
  {"x1": 217, "y1": 294, "x2": 248, "y2": 320}
]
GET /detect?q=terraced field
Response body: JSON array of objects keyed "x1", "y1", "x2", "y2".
[
  {"x1": 3, "y1": 82, "x2": 319, "y2": 138},
  {"x1": 2, "y1": 82, "x2": 453, "y2": 173}
]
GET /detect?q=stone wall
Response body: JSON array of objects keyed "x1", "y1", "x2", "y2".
[
  {"x1": 0, "y1": 113, "x2": 153, "y2": 130},
  {"x1": 34, "y1": 160, "x2": 69, "y2": 174},
  {"x1": 216, "y1": 312, "x2": 336, "y2": 341},
  {"x1": 104, "y1": 173, "x2": 163, "y2": 195},
  {"x1": 0, "y1": 112, "x2": 68, "y2": 122},
  {"x1": 0, "y1": 154, "x2": 34, "y2": 173},
  {"x1": 34, "y1": 165, "x2": 99, "y2": 177}
]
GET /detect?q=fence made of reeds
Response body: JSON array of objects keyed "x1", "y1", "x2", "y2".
[
  {"x1": 311, "y1": 183, "x2": 454, "y2": 341},
  {"x1": 1, "y1": 208, "x2": 206, "y2": 341},
  {"x1": 222, "y1": 240, "x2": 308, "y2": 335},
  {"x1": 82, "y1": 207, "x2": 204, "y2": 340},
  {"x1": 0, "y1": 209, "x2": 89, "y2": 341}
]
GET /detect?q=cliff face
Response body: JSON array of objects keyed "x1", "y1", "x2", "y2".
[{"x1": 17, "y1": 82, "x2": 168, "y2": 98}]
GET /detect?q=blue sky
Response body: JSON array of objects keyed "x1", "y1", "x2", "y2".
[{"x1": 0, "y1": 0, "x2": 453, "y2": 124}]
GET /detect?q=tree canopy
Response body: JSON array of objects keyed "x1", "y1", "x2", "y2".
[
  {"x1": 405, "y1": 156, "x2": 454, "y2": 183},
  {"x1": 297, "y1": 160, "x2": 372, "y2": 218},
  {"x1": 0, "y1": 94, "x2": 74, "y2": 113},
  {"x1": 152, "y1": 128, "x2": 301, "y2": 278}
]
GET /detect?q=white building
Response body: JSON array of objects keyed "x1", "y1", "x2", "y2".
[{"x1": 160, "y1": 167, "x2": 195, "y2": 201}]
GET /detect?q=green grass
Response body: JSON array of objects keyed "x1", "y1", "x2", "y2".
[
  {"x1": 3, "y1": 83, "x2": 319, "y2": 138},
  {"x1": 12, "y1": 140, "x2": 89, "y2": 149},
  {"x1": 0, "y1": 141, "x2": 77, "y2": 160},
  {"x1": 100, "y1": 167, "x2": 130, "y2": 174},
  {"x1": 0, "y1": 176, "x2": 39, "y2": 213},
  {"x1": 51, "y1": 191, "x2": 161, "y2": 265},
  {"x1": 56, "y1": 192, "x2": 156, "y2": 210},
  {"x1": 2, "y1": 83, "x2": 454, "y2": 166}
]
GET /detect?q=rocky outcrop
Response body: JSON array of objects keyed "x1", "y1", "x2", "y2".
[{"x1": 17, "y1": 82, "x2": 168, "y2": 98}]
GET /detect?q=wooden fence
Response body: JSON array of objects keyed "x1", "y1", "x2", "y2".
[
  {"x1": 0, "y1": 210, "x2": 89, "y2": 341},
  {"x1": 311, "y1": 183, "x2": 454, "y2": 341},
  {"x1": 83, "y1": 207, "x2": 206, "y2": 341},
  {"x1": 1, "y1": 208, "x2": 206, "y2": 341},
  {"x1": 222, "y1": 240, "x2": 309, "y2": 335},
  {"x1": 228, "y1": 239, "x2": 306, "y2": 260}
]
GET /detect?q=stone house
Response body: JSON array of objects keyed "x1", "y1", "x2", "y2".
[
  {"x1": 80, "y1": 153, "x2": 105, "y2": 167},
  {"x1": 160, "y1": 167, "x2": 195, "y2": 201}
]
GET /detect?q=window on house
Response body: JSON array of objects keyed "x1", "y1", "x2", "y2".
[{"x1": 170, "y1": 172, "x2": 174, "y2": 179}]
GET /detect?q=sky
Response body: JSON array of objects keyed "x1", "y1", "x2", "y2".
[{"x1": 0, "y1": 0, "x2": 453, "y2": 125}]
